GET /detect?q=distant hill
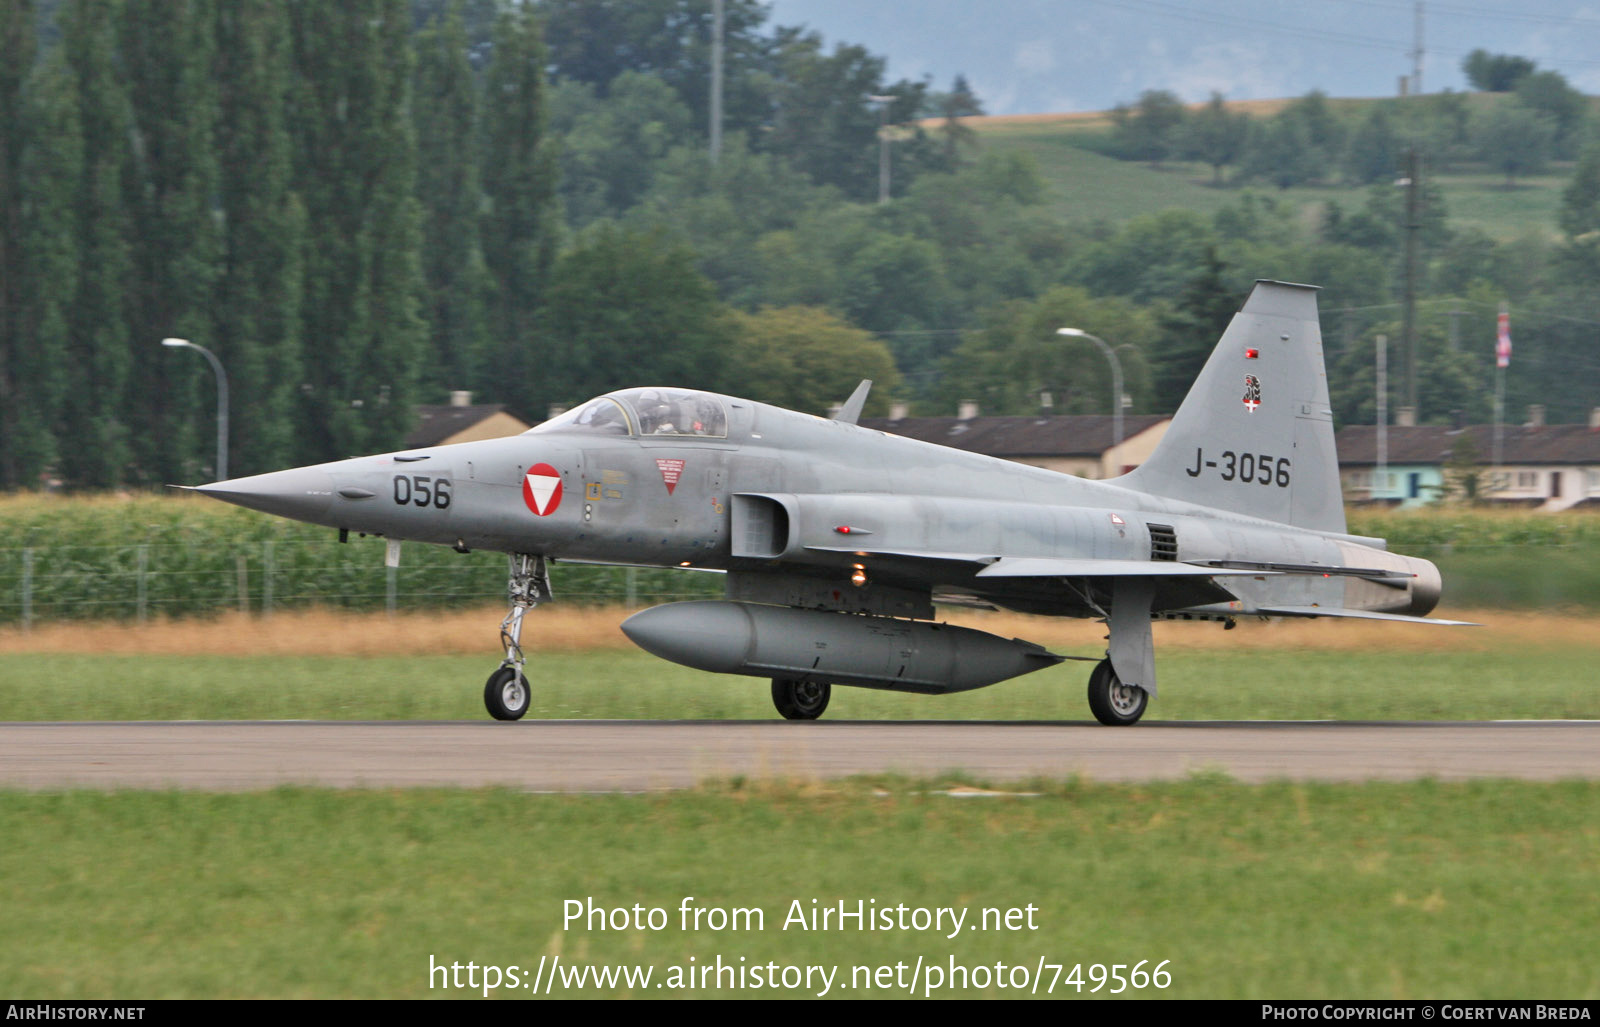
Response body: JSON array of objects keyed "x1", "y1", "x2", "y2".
[{"x1": 938, "y1": 95, "x2": 1577, "y2": 241}]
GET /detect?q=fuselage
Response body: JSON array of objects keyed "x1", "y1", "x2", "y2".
[{"x1": 198, "y1": 386, "x2": 1441, "y2": 622}]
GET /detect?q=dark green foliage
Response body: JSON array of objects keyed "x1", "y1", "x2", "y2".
[
  {"x1": 413, "y1": 2, "x2": 491, "y2": 399},
  {"x1": 936, "y1": 285, "x2": 1156, "y2": 418},
  {"x1": 1184, "y1": 91, "x2": 1248, "y2": 185},
  {"x1": 1513, "y1": 71, "x2": 1587, "y2": 159},
  {"x1": 550, "y1": 71, "x2": 694, "y2": 225},
  {"x1": 1241, "y1": 113, "x2": 1319, "y2": 189},
  {"x1": 0, "y1": 0, "x2": 61, "y2": 489},
  {"x1": 212, "y1": 0, "x2": 304, "y2": 476},
  {"x1": 1151, "y1": 248, "x2": 1237, "y2": 412},
  {"x1": 480, "y1": 1, "x2": 559, "y2": 418},
  {"x1": 1109, "y1": 88, "x2": 1187, "y2": 164},
  {"x1": 58, "y1": 0, "x2": 134, "y2": 487},
  {"x1": 1558, "y1": 145, "x2": 1600, "y2": 240},
  {"x1": 540, "y1": 224, "x2": 736, "y2": 410},
  {"x1": 1462, "y1": 49, "x2": 1537, "y2": 92},
  {"x1": 1345, "y1": 103, "x2": 1401, "y2": 185},
  {"x1": 288, "y1": 0, "x2": 428, "y2": 462},
  {"x1": 1475, "y1": 102, "x2": 1555, "y2": 186},
  {"x1": 540, "y1": 0, "x2": 769, "y2": 138},
  {"x1": 119, "y1": 0, "x2": 223, "y2": 484}
]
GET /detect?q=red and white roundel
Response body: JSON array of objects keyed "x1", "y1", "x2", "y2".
[{"x1": 522, "y1": 463, "x2": 564, "y2": 517}]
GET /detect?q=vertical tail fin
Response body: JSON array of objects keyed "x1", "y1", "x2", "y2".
[{"x1": 1118, "y1": 281, "x2": 1345, "y2": 534}]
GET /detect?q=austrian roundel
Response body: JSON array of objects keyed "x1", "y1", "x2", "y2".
[{"x1": 522, "y1": 463, "x2": 564, "y2": 517}]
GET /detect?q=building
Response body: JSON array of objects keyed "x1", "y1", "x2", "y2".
[
  {"x1": 859, "y1": 408, "x2": 1171, "y2": 479},
  {"x1": 405, "y1": 392, "x2": 531, "y2": 449},
  {"x1": 1336, "y1": 408, "x2": 1600, "y2": 511}
]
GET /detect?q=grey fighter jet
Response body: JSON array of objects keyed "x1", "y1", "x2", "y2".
[{"x1": 192, "y1": 281, "x2": 1467, "y2": 725}]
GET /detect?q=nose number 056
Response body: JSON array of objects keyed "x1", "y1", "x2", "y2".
[{"x1": 393, "y1": 474, "x2": 452, "y2": 509}]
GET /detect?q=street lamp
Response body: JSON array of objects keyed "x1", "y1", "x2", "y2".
[
  {"x1": 869, "y1": 94, "x2": 896, "y2": 204},
  {"x1": 1057, "y1": 327, "x2": 1126, "y2": 451},
  {"x1": 161, "y1": 337, "x2": 229, "y2": 481}
]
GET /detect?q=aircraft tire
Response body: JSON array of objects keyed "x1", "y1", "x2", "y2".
[
  {"x1": 1086, "y1": 659, "x2": 1147, "y2": 726},
  {"x1": 484, "y1": 667, "x2": 531, "y2": 721},
  {"x1": 771, "y1": 678, "x2": 830, "y2": 721}
]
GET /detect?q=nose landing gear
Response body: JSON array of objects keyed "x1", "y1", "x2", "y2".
[{"x1": 484, "y1": 553, "x2": 551, "y2": 721}]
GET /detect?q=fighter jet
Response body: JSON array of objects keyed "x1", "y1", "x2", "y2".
[{"x1": 191, "y1": 281, "x2": 1467, "y2": 725}]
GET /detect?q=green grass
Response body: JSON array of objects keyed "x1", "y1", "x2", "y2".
[
  {"x1": 1, "y1": 781, "x2": 1596, "y2": 997},
  {"x1": 979, "y1": 125, "x2": 1569, "y2": 241},
  {"x1": 3, "y1": 643, "x2": 1595, "y2": 722}
]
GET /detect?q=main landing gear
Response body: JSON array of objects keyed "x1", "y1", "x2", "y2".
[
  {"x1": 484, "y1": 553, "x2": 551, "y2": 721},
  {"x1": 1086, "y1": 658, "x2": 1147, "y2": 726},
  {"x1": 771, "y1": 678, "x2": 830, "y2": 721}
]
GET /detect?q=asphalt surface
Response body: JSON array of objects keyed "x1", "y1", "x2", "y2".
[{"x1": 3, "y1": 720, "x2": 1599, "y2": 791}]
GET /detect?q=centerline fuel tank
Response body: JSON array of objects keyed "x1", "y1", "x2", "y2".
[{"x1": 620, "y1": 601, "x2": 1063, "y2": 695}]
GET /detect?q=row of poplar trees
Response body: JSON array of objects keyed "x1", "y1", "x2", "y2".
[{"x1": 0, "y1": 0, "x2": 556, "y2": 488}]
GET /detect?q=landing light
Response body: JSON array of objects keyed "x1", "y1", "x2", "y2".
[{"x1": 851, "y1": 563, "x2": 867, "y2": 587}]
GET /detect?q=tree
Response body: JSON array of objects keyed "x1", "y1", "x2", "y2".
[
  {"x1": 1240, "y1": 114, "x2": 1319, "y2": 189},
  {"x1": 57, "y1": 0, "x2": 136, "y2": 486},
  {"x1": 1345, "y1": 103, "x2": 1401, "y2": 185},
  {"x1": 212, "y1": 0, "x2": 305, "y2": 476},
  {"x1": 120, "y1": 0, "x2": 224, "y2": 483},
  {"x1": 413, "y1": 2, "x2": 491, "y2": 397},
  {"x1": 726, "y1": 306, "x2": 901, "y2": 415},
  {"x1": 288, "y1": 0, "x2": 427, "y2": 461},
  {"x1": 1559, "y1": 145, "x2": 1600, "y2": 239},
  {"x1": 1462, "y1": 49, "x2": 1536, "y2": 92},
  {"x1": 1184, "y1": 92, "x2": 1248, "y2": 186},
  {"x1": 930, "y1": 73, "x2": 984, "y2": 167},
  {"x1": 1151, "y1": 248, "x2": 1237, "y2": 411},
  {"x1": 1475, "y1": 102, "x2": 1554, "y2": 187},
  {"x1": 1514, "y1": 70, "x2": 1587, "y2": 159},
  {"x1": 551, "y1": 71, "x2": 693, "y2": 224},
  {"x1": 0, "y1": 0, "x2": 69, "y2": 488},
  {"x1": 539, "y1": 0, "x2": 770, "y2": 139},
  {"x1": 479, "y1": 1, "x2": 559, "y2": 416},
  {"x1": 763, "y1": 28, "x2": 893, "y2": 198},
  {"x1": 540, "y1": 225, "x2": 737, "y2": 411},
  {"x1": 1109, "y1": 89, "x2": 1186, "y2": 164},
  {"x1": 936, "y1": 285, "x2": 1156, "y2": 418}
]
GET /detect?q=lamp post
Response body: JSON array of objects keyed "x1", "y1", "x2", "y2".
[
  {"x1": 869, "y1": 94, "x2": 896, "y2": 204},
  {"x1": 1057, "y1": 327, "x2": 1126, "y2": 451},
  {"x1": 161, "y1": 337, "x2": 229, "y2": 481}
]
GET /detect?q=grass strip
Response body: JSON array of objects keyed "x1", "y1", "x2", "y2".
[{"x1": 1, "y1": 779, "x2": 1595, "y2": 998}]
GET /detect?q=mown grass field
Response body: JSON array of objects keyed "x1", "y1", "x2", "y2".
[
  {"x1": 0, "y1": 605, "x2": 1594, "y2": 722},
  {"x1": 2, "y1": 781, "x2": 1597, "y2": 998}
]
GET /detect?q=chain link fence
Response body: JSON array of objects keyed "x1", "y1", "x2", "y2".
[{"x1": 0, "y1": 537, "x2": 722, "y2": 628}]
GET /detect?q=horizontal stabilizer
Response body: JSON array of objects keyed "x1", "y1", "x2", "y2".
[
  {"x1": 1257, "y1": 606, "x2": 1479, "y2": 626},
  {"x1": 978, "y1": 558, "x2": 1274, "y2": 579}
]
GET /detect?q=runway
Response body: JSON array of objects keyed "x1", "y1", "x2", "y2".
[{"x1": 3, "y1": 720, "x2": 1599, "y2": 791}]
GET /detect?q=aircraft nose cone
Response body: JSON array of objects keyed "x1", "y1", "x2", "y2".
[{"x1": 193, "y1": 467, "x2": 336, "y2": 521}]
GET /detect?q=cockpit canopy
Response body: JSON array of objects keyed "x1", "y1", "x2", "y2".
[{"x1": 527, "y1": 388, "x2": 729, "y2": 439}]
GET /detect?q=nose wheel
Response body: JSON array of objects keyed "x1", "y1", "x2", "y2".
[
  {"x1": 484, "y1": 553, "x2": 551, "y2": 721},
  {"x1": 772, "y1": 678, "x2": 831, "y2": 720},
  {"x1": 484, "y1": 667, "x2": 531, "y2": 721}
]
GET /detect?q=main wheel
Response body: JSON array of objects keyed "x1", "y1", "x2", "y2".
[
  {"x1": 771, "y1": 678, "x2": 830, "y2": 721},
  {"x1": 1086, "y1": 658, "x2": 1147, "y2": 726},
  {"x1": 484, "y1": 667, "x2": 531, "y2": 721}
]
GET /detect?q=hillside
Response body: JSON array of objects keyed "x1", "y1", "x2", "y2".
[{"x1": 952, "y1": 94, "x2": 1576, "y2": 241}]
